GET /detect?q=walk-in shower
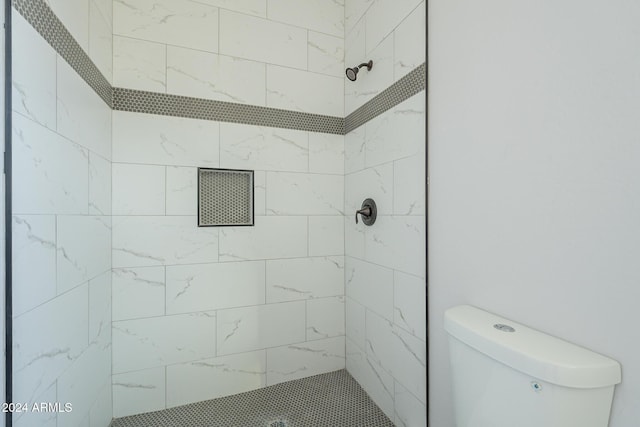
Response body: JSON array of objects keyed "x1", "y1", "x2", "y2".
[{"x1": 5, "y1": 0, "x2": 427, "y2": 426}]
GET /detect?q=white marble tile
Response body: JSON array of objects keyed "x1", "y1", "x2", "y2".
[
  {"x1": 13, "y1": 114, "x2": 89, "y2": 215},
  {"x1": 266, "y1": 172, "x2": 344, "y2": 215},
  {"x1": 112, "y1": 163, "x2": 166, "y2": 215},
  {"x1": 344, "y1": 125, "x2": 366, "y2": 174},
  {"x1": 395, "y1": 381, "x2": 427, "y2": 427},
  {"x1": 350, "y1": 33, "x2": 394, "y2": 113},
  {"x1": 309, "y1": 133, "x2": 344, "y2": 174},
  {"x1": 345, "y1": 0, "x2": 373, "y2": 36},
  {"x1": 12, "y1": 215, "x2": 57, "y2": 317},
  {"x1": 267, "y1": 0, "x2": 344, "y2": 37},
  {"x1": 267, "y1": 65, "x2": 344, "y2": 116},
  {"x1": 393, "y1": 155, "x2": 426, "y2": 216},
  {"x1": 112, "y1": 312, "x2": 216, "y2": 373},
  {"x1": 394, "y1": 271, "x2": 426, "y2": 341},
  {"x1": 308, "y1": 216, "x2": 344, "y2": 256},
  {"x1": 89, "y1": 381, "x2": 113, "y2": 427},
  {"x1": 57, "y1": 58, "x2": 112, "y2": 160},
  {"x1": 114, "y1": 0, "x2": 219, "y2": 53},
  {"x1": 345, "y1": 163, "x2": 393, "y2": 217},
  {"x1": 266, "y1": 336, "x2": 345, "y2": 385},
  {"x1": 266, "y1": 256, "x2": 344, "y2": 303},
  {"x1": 89, "y1": 0, "x2": 113, "y2": 83},
  {"x1": 166, "y1": 166, "x2": 197, "y2": 216},
  {"x1": 167, "y1": 46, "x2": 266, "y2": 105},
  {"x1": 219, "y1": 216, "x2": 306, "y2": 261},
  {"x1": 253, "y1": 170, "x2": 266, "y2": 216},
  {"x1": 57, "y1": 340, "x2": 111, "y2": 427},
  {"x1": 346, "y1": 338, "x2": 395, "y2": 419},
  {"x1": 13, "y1": 383, "x2": 56, "y2": 427},
  {"x1": 219, "y1": 9, "x2": 306, "y2": 69},
  {"x1": 220, "y1": 123, "x2": 308, "y2": 172},
  {"x1": 47, "y1": 0, "x2": 90, "y2": 51},
  {"x1": 196, "y1": 0, "x2": 266, "y2": 17},
  {"x1": 89, "y1": 152, "x2": 112, "y2": 216},
  {"x1": 166, "y1": 261, "x2": 265, "y2": 314},
  {"x1": 345, "y1": 256, "x2": 393, "y2": 321},
  {"x1": 112, "y1": 367, "x2": 165, "y2": 418},
  {"x1": 365, "y1": 0, "x2": 422, "y2": 54},
  {"x1": 344, "y1": 215, "x2": 366, "y2": 259},
  {"x1": 345, "y1": 297, "x2": 366, "y2": 350},
  {"x1": 113, "y1": 36, "x2": 166, "y2": 92},
  {"x1": 113, "y1": 111, "x2": 219, "y2": 167},
  {"x1": 13, "y1": 285, "x2": 88, "y2": 404},
  {"x1": 366, "y1": 311, "x2": 426, "y2": 403},
  {"x1": 394, "y1": 1, "x2": 426, "y2": 81},
  {"x1": 166, "y1": 350, "x2": 267, "y2": 407},
  {"x1": 11, "y1": 12, "x2": 57, "y2": 129},
  {"x1": 92, "y1": 0, "x2": 112, "y2": 26},
  {"x1": 112, "y1": 267, "x2": 165, "y2": 321},
  {"x1": 365, "y1": 92, "x2": 425, "y2": 167},
  {"x1": 308, "y1": 32, "x2": 344, "y2": 78},
  {"x1": 307, "y1": 296, "x2": 345, "y2": 340},
  {"x1": 56, "y1": 215, "x2": 111, "y2": 294},
  {"x1": 364, "y1": 215, "x2": 426, "y2": 278},
  {"x1": 344, "y1": 17, "x2": 365, "y2": 115},
  {"x1": 89, "y1": 270, "x2": 112, "y2": 348},
  {"x1": 217, "y1": 301, "x2": 305, "y2": 355},
  {"x1": 112, "y1": 216, "x2": 218, "y2": 267}
]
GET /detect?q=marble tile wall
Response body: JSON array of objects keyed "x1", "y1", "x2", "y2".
[
  {"x1": 343, "y1": 2, "x2": 426, "y2": 426},
  {"x1": 11, "y1": 7, "x2": 112, "y2": 427},
  {"x1": 111, "y1": 111, "x2": 346, "y2": 417},
  {"x1": 344, "y1": 91, "x2": 426, "y2": 427},
  {"x1": 112, "y1": 0, "x2": 345, "y2": 117},
  {"x1": 345, "y1": 0, "x2": 425, "y2": 115}
]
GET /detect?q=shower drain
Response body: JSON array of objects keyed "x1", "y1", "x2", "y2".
[{"x1": 267, "y1": 420, "x2": 288, "y2": 427}]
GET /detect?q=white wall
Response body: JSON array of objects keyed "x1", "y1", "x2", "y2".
[
  {"x1": 110, "y1": 1, "x2": 347, "y2": 417},
  {"x1": 10, "y1": 3, "x2": 113, "y2": 426},
  {"x1": 344, "y1": 1, "x2": 426, "y2": 426},
  {"x1": 429, "y1": 1, "x2": 640, "y2": 426}
]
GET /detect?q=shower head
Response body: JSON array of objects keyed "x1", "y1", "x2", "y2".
[{"x1": 345, "y1": 60, "x2": 373, "y2": 81}]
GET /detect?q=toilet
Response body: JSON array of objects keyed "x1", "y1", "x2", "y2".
[{"x1": 444, "y1": 305, "x2": 622, "y2": 427}]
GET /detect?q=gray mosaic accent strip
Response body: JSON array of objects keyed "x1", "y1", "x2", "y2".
[
  {"x1": 113, "y1": 88, "x2": 344, "y2": 135},
  {"x1": 110, "y1": 369, "x2": 395, "y2": 427},
  {"x1": 345, "y1": 63, "x2": 426, "y2": 133},
  {"x1": 12, "y1": 0, "x2": 113, "y2": 106}
]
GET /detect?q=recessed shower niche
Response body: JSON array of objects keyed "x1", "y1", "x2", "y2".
[{"x1": 198, "y1": 168, "x2": 254, "y2": 227}]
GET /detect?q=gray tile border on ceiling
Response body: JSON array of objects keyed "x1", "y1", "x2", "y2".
[
  {"x1": 13, "y1": 0, "x2": 425, "y2": 135},
  {"x1": 345, "y1": 62, "x2": 426, "y2": 134},
  {"x1": 13, "y1": 0, "x2": 113, "y2": 107},
  {"x1": 113, "y1": 88, "x2": 345, "y2": 135}
]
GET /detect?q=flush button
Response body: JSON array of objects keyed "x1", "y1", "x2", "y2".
[{"x1": 493, "y1": 323, "x2": 515, "y2": 333}]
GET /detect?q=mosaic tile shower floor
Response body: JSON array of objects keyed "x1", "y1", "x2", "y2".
[{"x1": 110, "y1": 370, "x2": 395, "y2": 427}]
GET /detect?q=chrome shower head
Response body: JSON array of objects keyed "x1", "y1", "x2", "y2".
[{"x1": 345, "y1": 60, "x2": 373, "y2": 81}]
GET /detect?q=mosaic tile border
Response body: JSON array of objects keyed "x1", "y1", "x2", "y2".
[
  {"x1": 13, "y1": 0, "x2": 425, "y2": 135},
  {"x1": 113, "y1": 88, "x2": 345, "y2": 135},
  {"x1": 110, "y1": 369, "x2": 395, "y2": 427},
  {"x1": 12, "y1": 0, "x2": 113, "y2": 106},
  {"x1": 345, "y1": 63, "x2": 427, "y2": 133}
]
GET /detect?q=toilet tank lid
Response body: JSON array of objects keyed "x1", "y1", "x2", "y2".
[{"x1": 444, "y1": 305, "x2": 622, "y2": 389}]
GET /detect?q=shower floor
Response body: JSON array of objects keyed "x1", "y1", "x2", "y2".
[{"x1": 110, "y1": 369, "x2": 395, "y2": 427}]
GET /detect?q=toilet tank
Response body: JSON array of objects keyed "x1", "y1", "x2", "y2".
[{"x1": 444, "y1": 305, "x2": 622, "y2": 427}]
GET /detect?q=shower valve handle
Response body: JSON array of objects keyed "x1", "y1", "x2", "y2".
[
  {"x1": 355, "y1": 207, "x2": 371, "y2": 224},
  {"x1": 355, "y1": 199, "x2": 377, "y2": 226}
]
